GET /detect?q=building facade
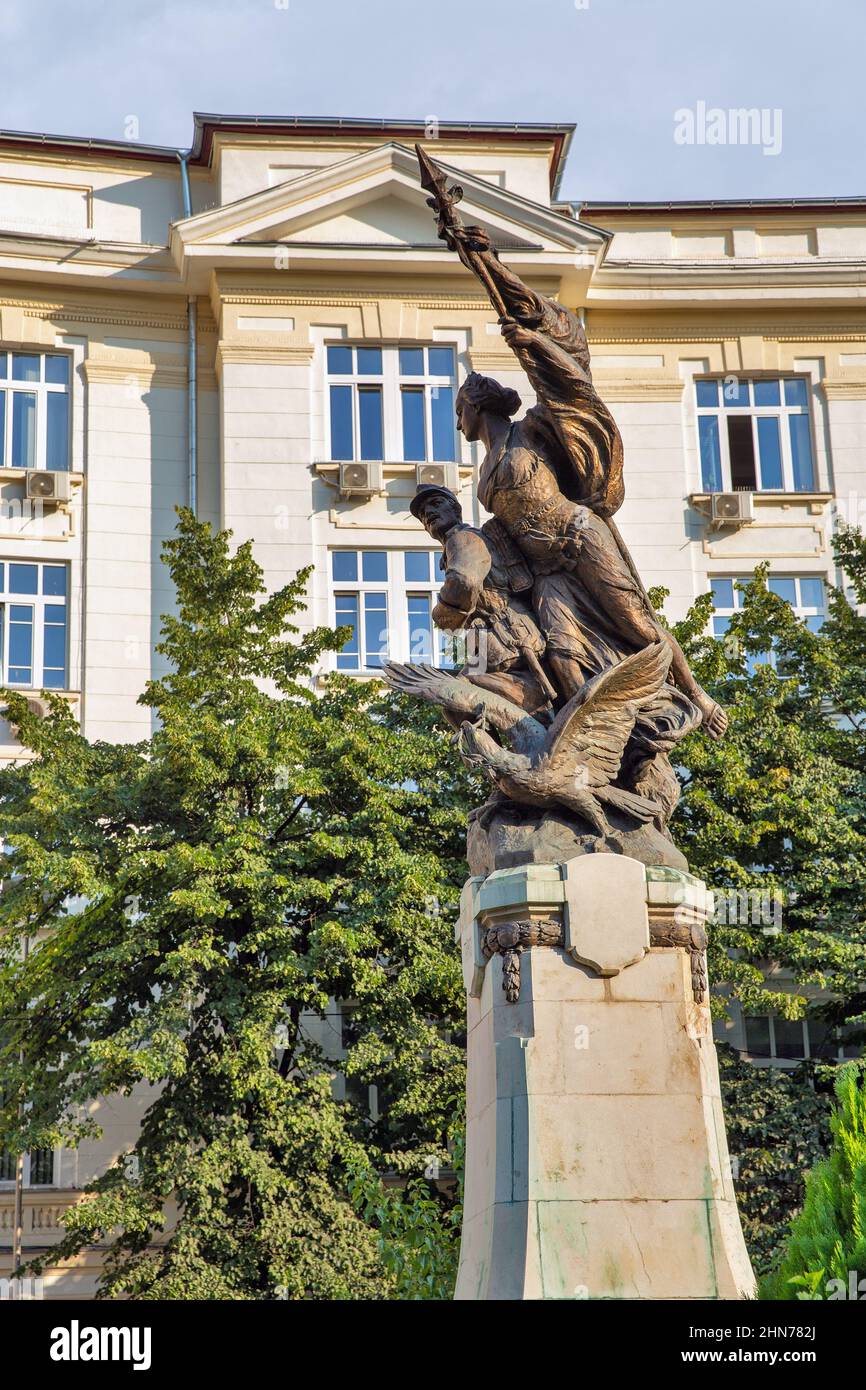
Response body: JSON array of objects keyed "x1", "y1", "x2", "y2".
[{"x1": 0, "y1": 113, "x2": 864, "y2": 1294}]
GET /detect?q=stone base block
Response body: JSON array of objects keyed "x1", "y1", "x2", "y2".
[{"x1": 454, "y1": 859, "x2": 756, "y2": 1301}]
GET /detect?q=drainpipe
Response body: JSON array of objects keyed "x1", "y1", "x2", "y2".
[{"x1": 178, "y1": 152, "x2": 197, "y2": 516}]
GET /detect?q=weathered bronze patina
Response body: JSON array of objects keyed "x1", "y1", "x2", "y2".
[{"x1": 383, "y1": 149, "x2": 728, "y2": 875}]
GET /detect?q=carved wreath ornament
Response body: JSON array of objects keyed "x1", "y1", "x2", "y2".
[{"x1": 480, "y1": 918, "x2": 564, "y2": 1003}]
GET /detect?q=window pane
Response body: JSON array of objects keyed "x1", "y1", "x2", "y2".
[
  {"x1": 711, "y1": 615, "x2": 730, "y2": 638},
  {"x1": 335, "y1": 594, "x2": 359, "y2": 669},
  {"x1": 773, "y1": 1018, "x2": 806, "y2": 1059},
  {"x1": 753, "y1": 379, "x2": 781, "y2": 406},
  {"x1": 9, "y1": 563, "x2": 38, "y2": 594},
  {"x1": 698, "y1": 415, "x2": 722, "y2": 491},
  {"x1": 46, "y1": 393, "x2": 70, "y2": 472},
  {"x1": 744, "y1": 1016, "x2": 771, "y2": 1057},
  {"x1": 695, "y1": 380, "x2": 718, "y2": 407},
  {"x1": 727, "y1": 417, "x2": 757, "y2": 490},
  {"x1": 331, "y1": 551, "x2": 358, "y2": 582},
  {"x1": 399, "y1": 348, "x2": 424, "y2": 376},
  {"x1": 806, "y1": 614, "x2": 824, "y2": 634},
  {"x1": 329, "y1": 385, "x2": 353, "y2": 459},
  {"x1": 363, "y1": 592, "x2": 388, "y2": 668},
  {"x1": 0, "y1": 352, "x2": 6, "y2": 378},
  {"x1": 11, "y1": 392, "x2": 36, "y2": 469},
  {"x1": 401, "y1": 387, "x2": 426, "y2": 461},
  {"x1": 356, "y1": 347, "x2": 382, "y2": 375},
  {"x1": 327, "y1": 346, "x2": 353, "y2": 375},
  {"x1": 45, "y1": 355, "x2": 70, "y2": 386},
  {"x1": 29, "y1": 1148, "x2": 54, "y2": 1185},
  {"x1": 8, "y1": 605, "x2": 33, "y2": 683},
  {"x1": 431, "y1": 384, "x2": 455, "y2": 461},
  {"x1": 768, "y1": 577, "x2": 797, "y2": 605},
  {"x1": 756, "y1": 416, "x2": 783, "y2": 489},
  {"x1": 404, "y1": 551, "x2": 430, "y2": 583},
  {"x1": 428, "y1": 346, "x2": 454, "y2": 377},
  {"x1": 788, "y1": 415, "x2": 814, "y2": 490},
  {"x1": 361, "y1": 551, "x2": 387, "y2": 582},
  {"x1": 806, "y1": 1020, "x2": 837, "y2": 1060},
  {"x1": 11, "y1": 353, "x2": 39, "y2": 382},
  {"x1": 408, "y1": 594, "x2": 434, "y2": 660},
  {"x1": 722, "y1": 378, "x2": 750, "y2": 406},
  {"x1": 42, "y1": 565, "x2": 67, "y2": 596},
  {"x1": 710, "y1": 578, "x2": 734, "y2": 609},
  {"x1": 799, "y1": 577, "x2": 824, "y2": 609},
  {"x1": 0, "y1": 391, "x2": 5, "y2": 465},
  {"x1": 43, "y1": 616, "x2": 67, "y2": 686},
  {"x1": 358, "y1": 387, "x2": 383, "y2": 459},
  {"x1": 784, "y1": 378, "x2": 809, "y2": 408}
]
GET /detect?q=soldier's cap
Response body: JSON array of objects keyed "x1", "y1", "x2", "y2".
[{"x1": 409, "y1": 484, "x2": 462, "y2": 521}]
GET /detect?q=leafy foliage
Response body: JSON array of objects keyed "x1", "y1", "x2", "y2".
[
  {"x1": 0, "y1": 511, "x2": 472, "y2": 1299},
  {"x1": 716, "y1": 1045, "x2": 832, "y2": 1276},
  {"x1": 653, "y1": 525, "x2": 866, "y2": 1029},
  {"x1": 760, "y1": 1061, "x2": 866, "y2": 1299},
  {"x1": 347, "y1": 1129, "x2": 463, "y2": 1300},
  {"x1": 1, "y1": 511, "x2": 864, "y2": 1298}
]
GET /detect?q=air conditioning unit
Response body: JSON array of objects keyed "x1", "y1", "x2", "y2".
[
  {"x1": 711, "y1": 491, "x2": 754, "y2": 526},
  {"x1": 338, "y1": 461, "x2": 384, "y2": 498},
  {"x1": 415, "y1": 462, "x2": 460, "y2": 492},
  {"x1": 25, "y1": 470, "x2": 72, "y2": 503}
]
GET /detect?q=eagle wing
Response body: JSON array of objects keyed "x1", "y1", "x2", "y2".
[
  {"x1": 381, "y1": 661, "x2": 547, "y2": 756},
  {"x1": 543, "y1": 643, "x2": 672, "y2": 787}
]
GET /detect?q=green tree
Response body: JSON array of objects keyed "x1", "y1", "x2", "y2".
[
  {"x1": 760, "y1": 1060, "x2": 866, "y2": 1299},
  {"x1": 652, "y1": 523, "x2": 866, "y2": 1028},
  {"x1": 0, "y1": 511, "x2": 470, "y2": 1299}
]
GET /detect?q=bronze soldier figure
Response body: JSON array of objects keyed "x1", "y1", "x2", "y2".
[{"x1": 408, "y1": 483, "x2": 553, "y2": 713}]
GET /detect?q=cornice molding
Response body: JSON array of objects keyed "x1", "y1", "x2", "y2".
[
  {"x1": 215, "y1": 341, "x2": 315, "y2": 371},
  {"x1": 819, "y1": 379, "x2": 866, "y2": 399},
  {"x1": 466, "y1": 349, "x2": 518, "y2": 372},
  {"x1": 217, "y1": 289, "x2": 496, "y2": 310},
  {"x1": 593, "y1": 377, "x2": 684, "y2": 400},
  {"x1": 586, "y1": 329, "x2": 866, "y2": 344}
]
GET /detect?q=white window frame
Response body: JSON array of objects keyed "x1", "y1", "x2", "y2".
[
  {"x1": 0, "y1": 560, "x2": 69, "y2": 689},
  {"x1": 695, "y1": 375, "x2": 815, "y2": 493},
  {"x1": 709, "y1": 574, "x2": 826, "y2": 661},
  {"x1": 0, "y1": 1147, "x2": 57, "y2": 1188},
  {"x1": 743, "y1": 1015, "x2": 862, "y2": 1063},
  {"x1": 0, "y1": 349, "x2": 72, "y2": 472},
  {"x1": 330, "y1": 547, "x2": 447, "y2": 672},
  {"x1": 325, "y1": 344, "x2": 457, "y2": 462}
]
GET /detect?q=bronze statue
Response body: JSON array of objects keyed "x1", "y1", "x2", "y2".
[{"x1": 382, "y1": 149, "x2": 724, "y2": 874}]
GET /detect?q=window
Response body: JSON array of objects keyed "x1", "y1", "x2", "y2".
[
  {"x1": 331, "y1": 548, "x2": 449, "y2": 671},
  {"x1": 327, "y1": 344, "x2": 457, "y2": 462},
  {"x1": 0, "y1": 561, "x2": 68, "y2": 688},
  {"x1": 710, "y1": 574, "x2": 825, "y2": 670},
  {"x1": 0, "y1": 1147, "x2": 55, "y2": 1186},
  {"x1": 0, "y1": 351, "x2": 71, "y2": 472},
  {"x1": 744, "y1": 1015, "x2": 864, "y2": 1062},
  {"x1": 695, "y1": 377, "x2": 815, "y2": 493},
  {"x1": 0, "y1": 1087, "x2": 55, "y2": 1186}
]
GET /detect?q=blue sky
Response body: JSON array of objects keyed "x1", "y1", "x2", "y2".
[{"x1": 1, "y1": 0, "x2": 861, "y2": 202}]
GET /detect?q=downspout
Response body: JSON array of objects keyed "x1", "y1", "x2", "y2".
[{"x1": 178, "y1": 152, "x2": 197, "y2": 516}]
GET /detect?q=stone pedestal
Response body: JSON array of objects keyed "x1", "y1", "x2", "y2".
[{"x1": 454, "y1": 856, "x2": 756, "y2": 1301}]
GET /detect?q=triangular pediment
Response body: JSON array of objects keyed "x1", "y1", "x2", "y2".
[
  {"x1": 173, "y1": 143, "x2": 605, "y2": 258},
  {"x1": 242, "y1": 189, "x2": 530, "y2": 249}
]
